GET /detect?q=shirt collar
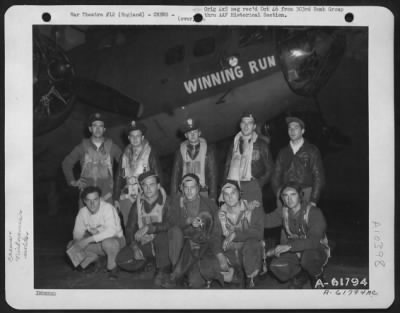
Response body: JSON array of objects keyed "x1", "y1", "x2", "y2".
[
  {"x1": 90, "y1": 138, "x2": 105, "y2": 150},
  {"x1": 290, "y1": 137, "x2": 304, "y2": 151}
]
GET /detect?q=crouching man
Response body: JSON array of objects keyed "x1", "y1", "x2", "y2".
[
  {"x1": 264, "y1": 182, "x2": 330, "y2": 288},
  {"x1": 116, "y1": 171, "x2": 171, "y2": 287},
  {"x1": 162, "y1": 174, "x2": 218, "y2": 288},
  {"x1": 67, "y1": 186, "x2": 125, "y2": 280},
  {"x1": 200, "y1": 181, "x2": 265, "y2": 288}
]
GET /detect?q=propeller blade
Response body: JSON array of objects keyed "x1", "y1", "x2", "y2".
[{"x1": 72, "y1": 78, "x2": 143, "y2": 118}]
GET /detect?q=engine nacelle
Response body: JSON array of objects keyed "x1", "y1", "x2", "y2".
[{"x1": 278, "y1": 28, "x2": 346, "y2": 97}]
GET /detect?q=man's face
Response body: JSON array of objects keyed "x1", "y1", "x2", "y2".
[
  {"x1": 288, "y1": 122, "x2": 304, "y2": 142},
  {"x1": 281, "y1": 187, "x2": 301, "y2": 209},
  {"x1": 140, "y1": 176, "x2": 159, "y2": 200},
  {"x1": 240, "y1": 118, "x2": 256, "y2": 136},
  {"x1": 84, "y1": 192, "x2": 101, "y2": 214},
  {"x1": 185, "y1": 129, "x2": 201, "y2": 145},
  {"x1": 182, "y1": 179, "x2": 200, "y2": 201},
  {"x1": 223, "y1": 187, "x2": 240, "y2": 207},
  {"x1": 128, "y1": 130, "x2": 144, "y2": 147},
  {"x1": 89, "y1": 121, "x2": 106, "y2": 138}
]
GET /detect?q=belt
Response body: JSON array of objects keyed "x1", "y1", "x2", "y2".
[{"x1": 238, "y1": 178, "x2": 256, "y2": 183}]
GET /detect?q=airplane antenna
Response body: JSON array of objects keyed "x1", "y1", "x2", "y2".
[{"x1": 215, "y1": 88, "x2": 233, "y2": 104}]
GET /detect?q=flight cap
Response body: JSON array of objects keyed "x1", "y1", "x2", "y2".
[
  {"x1": 138, "y1": 170, "x2": 159, "y2": 184},
  {"x1": 240, "y1": 111, "x2": 256, "y2": 123},
  {"x1": 286, "y1": 116, "x2": 305, "y2": 129},
  {"x1": 181, "y1": 173, "x2": 200, "y2": 186},
  {"x1": 88, "y1": 112, "x2": 106, "y2": 126},
  {"x1": 181, "y1": 118, "x2": 200, "y2": 133},
  {"x1": 128, "y1": 120, "x2": 147, "y2": 135}
]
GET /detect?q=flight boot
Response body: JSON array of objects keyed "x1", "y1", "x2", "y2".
[
  {"x1": 107, "y1": 266, "x2": 120, "y2": 280},
  {"x1": 288, "y1": 270, "x2": 309, "y2": 289},
  {"x1": 160, "y1": 273, "x2": 178, "y2": 288},
  {"x1": 154, "y1": 267, "x2": 170, "y2": 287}
]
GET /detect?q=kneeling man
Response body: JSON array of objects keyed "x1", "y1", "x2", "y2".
[
  {"x1": 163, "y1": 174, "x2": 217, "y2": 288},
  {"x1": 67, "y1": 186, "x2": 125, "y2": 280},
  {"x1": 202, "y1": 181, "x2": 264, "y2": 288},
  {"x1": 265, "y1": 181, "x2": 330, "y2": 288},
  {"x1": 116, "y1": 171, "x2": 171, "y2": 286}
]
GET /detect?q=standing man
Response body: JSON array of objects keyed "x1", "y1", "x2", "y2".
[
  {"x1": 201, "y1": 181, "x2": 265, "y2": 288},
  {"x1": 264, "y1": 182, "x2": 330, "y2": 288},
  {"x1": 162, "y1": 174, "x2": 218, "y2": 288},
  {"x1": 225, "y1": 112, "x2": 274, "y2": 203},
  {"x1": 271, "y1": 116, "x2": 325, "y2": 207},
  {"x1": 67, "y1": 186, "x2": 125, "y2": 280},
  {"x1": 62, "y1": 112, "x2": 122, "y2": 207},
  {"x1": 116, "y1": 171, "x2": 171, "y2": 287},
  {"x1": 114, "y1": 120, "x2": 163, "y2": 227},
  {"x1": 170, "y1": 118, "x2": 218, "y2": 202}
]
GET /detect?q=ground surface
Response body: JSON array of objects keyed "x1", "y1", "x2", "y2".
[{"x1": 34, "y1": 200, "x2": 369, "y2": 290}]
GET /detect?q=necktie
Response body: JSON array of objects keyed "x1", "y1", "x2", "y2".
[
  {"x1": 239, "y1": 138, "x2": 245, "y2": 154},
  {"x1": 188, "y1": 144, "x2": 199, "y2": 160}
]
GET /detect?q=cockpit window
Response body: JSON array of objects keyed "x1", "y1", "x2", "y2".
[
  {"x1": 165, "y1": 45, "x2": 184, "y2": 65},
  {"x1": 193, "y1": 37, "x2": 215, "y2": 57}
]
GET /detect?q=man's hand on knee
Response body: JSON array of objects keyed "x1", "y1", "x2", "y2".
[
  {"x1": 134, "y1": 226, "x2": 149, "y2": 241},
  {"x1": 77, "y1": 237, "x2": 92, "y2": 249}
]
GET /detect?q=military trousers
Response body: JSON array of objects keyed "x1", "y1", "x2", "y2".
[{"x1": 116, "y1": 231, "x2": 170, "y2": 272}]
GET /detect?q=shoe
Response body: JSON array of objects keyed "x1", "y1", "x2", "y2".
[
  {"x1": 154, "y1": 270, "x2": 168, "y2": 287},
  {"x1": 230, "y1": 267, "x2": 245, "y2": 288},
  {"x1": 75, "y1": 265, "x2": 88, "y2": 273},
  {"x1": 144, "y1": 261, "x2": 155, "y2": 272},
  {"x1": 161, "y1": 274, "x2": 177, "y2": 288},
  {"x1": 288, "y1": 270, "x2": 309, "y2": 289},
  {"x1": 76, "y1": 262, "x2": 96, "y2": 273},
  {"x1": 246, "y1": 277, "x2": 256, "y2": 289},
  {"x1": 93, "y1": 256, "x2": 107, "y2": 273},
  {"x1": 107, "y1": 266, "x2": 120, "y2": 280}
]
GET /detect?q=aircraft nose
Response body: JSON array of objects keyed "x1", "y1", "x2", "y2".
[{"x1": 277, "y1": 29, "x2": 346, "y2": 97}]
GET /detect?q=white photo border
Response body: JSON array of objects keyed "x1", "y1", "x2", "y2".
[{"x1": 4, "y1": 5, "x2": 395, "y2": 309}]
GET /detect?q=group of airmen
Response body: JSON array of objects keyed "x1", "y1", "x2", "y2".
[{"x1": 63, "y1": 111, "x2": 328, "y2": 289}]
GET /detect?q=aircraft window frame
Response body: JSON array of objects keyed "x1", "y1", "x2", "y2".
[
  {"x1": 193, "y1": 37, "x2": 216, "y2": 58},
  {"x1": 164, "y1": 44, "x2": 185, "y2": 65}
]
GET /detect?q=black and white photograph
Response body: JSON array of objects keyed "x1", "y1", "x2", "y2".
[{"x1": 5, "y1": 5, "x2": 395, "y2": 310}]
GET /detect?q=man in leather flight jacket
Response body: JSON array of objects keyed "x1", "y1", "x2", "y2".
[
  {"x1": 224, "y1": 112, "x2": 274, "y2": 204},
  {"x1": 271, "y1": 116, "x2": 325, "y2": 207}
]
